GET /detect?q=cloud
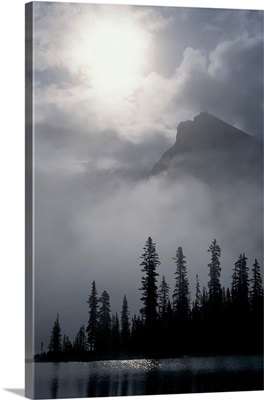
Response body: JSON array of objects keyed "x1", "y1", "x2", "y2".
[
  {"x1": 169, "y1": 35, "x2": 263, "y2": 138},
  {"x1": 134, "y1": 7, "x2": 173, "y2": 32},
  {"x1": 201, "y1": 23, "x2": 220, "y2": 32},
  {"x1": 33, "y1": 3, "x2": 263, "y2": 141}
]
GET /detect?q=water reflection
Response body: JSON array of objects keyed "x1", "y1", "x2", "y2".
[
  {"x1": 86, "y1": 374, "x2": 97, "y2": 397},
  {"x1": 120, "y1": 373, "x2": 128, "y2": 396},
  {"x1": 34, "y1": 355, "x2": 263, "y2": 399},
  {"x1": 49, "y1": 363, "x2": 60, "y2": 399},
  {"x1": 50, "y1": 377, "x2": 58, "y2": 399}
]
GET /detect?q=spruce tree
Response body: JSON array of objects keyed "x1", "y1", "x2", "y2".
[
  {"x1": 62, "y1": 334, "x2": 72, "y2": 353},
  {"x1": 139, "y1": 237, "x2": 160, "y2": 328},
  {"x1": 48, "y1": 313, "x2": 62, "y2": 354},
  {"x1": 97, "y1": 290, "x2": 111, "y2": 354},
  {"x1": 192, "y1": 274, "x2": 202, "y2": 320},
  {"x1": 158, "y1": 275, "x2": 170, "y2": 318},
  {"x1": 231, "y1": 253, "x2": 249, "y2": 308},
  {"x1": 172, "y1": 246, "x2": 190, "y2": 320},
  {"x1": 86, "y1": 280, "x2": 99, "y2": 351},
  {"x1": 73, "y1": 325, "x2": 87, "y2": 353},
  {"x1": 172, "y1": 246, "x2": 190, "y2": 355},
  {"x1": 250, "y1": 259, "x2": 263, "y2": 315},
  {"x1": 207, "y1": 239, "x2": 222, "y2": 305},
  {"x1": 121, "y1": 295, "x2": 130, "y2": 348}
]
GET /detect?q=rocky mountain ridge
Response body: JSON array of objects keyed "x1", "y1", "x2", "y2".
[{"x1": 151, "y1": 112, "x2": 262, "y2": 185}]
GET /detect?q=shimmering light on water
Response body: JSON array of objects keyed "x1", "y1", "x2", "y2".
[
  {"x1": 102, "y1": 358, "x2": 160, "y2": 371},
  {"x1": 34, "y1": 355, "x2": 263, "y2": 399}
]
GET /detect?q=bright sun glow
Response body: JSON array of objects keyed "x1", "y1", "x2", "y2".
[{"x1": 75, "y1": 17, "x2": 149, "y2": 93}]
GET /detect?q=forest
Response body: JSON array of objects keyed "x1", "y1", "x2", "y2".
[{"x1": 35, "y1": 237, "x2": 263, "y2": 362}]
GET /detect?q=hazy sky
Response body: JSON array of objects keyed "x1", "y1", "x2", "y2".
[{"x1": 32, "y1": 2, "x2": 263, "y2": 351}]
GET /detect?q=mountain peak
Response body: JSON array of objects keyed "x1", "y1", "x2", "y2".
[
  {"x1": 175, "y1": 111, "x2": 251, "y2": 153},
  {"x1": 151, "y1": 112, "x2": 262, "y2": 181}
]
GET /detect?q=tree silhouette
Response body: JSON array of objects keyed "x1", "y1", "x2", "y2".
[
  {"x1": 172, "y1": 246, "x2": 190, "y2": 354},
  {"x1": 97, "y1": 290, "x2": 111, "y2": 354},
  {"x1": 39, "y1": 239, "x2": 264, "y2": 362},
  {"x1": 192, "y1": 274, "x2": 202, "y2": 321},
  {"x1": 250, "y1": 259, "x2": 263, "y2": 315},
  {"x1": 232, "y1": 253, "x2": 249, "y2": 308},
  {"x1": 139, "y1": 237, "x2": 160, "y2": 328},
  {"x1": 207, "y1": 239, "x2": 222, "y2": 306},
  {"x1": 73, "y1": 325, "x2": 87, "y2": 353},
  {"x1": 48, "y1": 313, "x2": 62, "y2": 354},
  {"x1": 158, "y1": 275, "x2": 170, "y2": 319},
  {"x1": 62, "y1": 334, "x2": 72, "y2": 353},
  {"x1": 172, "y1": 246, "x2": 190, "y2": 320},
  {"x1": 121, "y1": 295, "x2": 130, "y2": 350},
  {"x1": 86, "y1": 280, "x2": 99, "y2": 351}
]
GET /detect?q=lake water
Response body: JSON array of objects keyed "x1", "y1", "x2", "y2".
[{"x1": 34, "y1": 355, "x2": 263, "y2": 399}]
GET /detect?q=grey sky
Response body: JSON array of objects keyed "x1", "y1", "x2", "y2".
[{"x1": 32, "y1": 2, "x2": 263, "y2": 352}]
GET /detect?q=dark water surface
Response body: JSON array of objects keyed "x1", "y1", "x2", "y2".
[{"x1": 34, "y1": 355, "x2": 263, "y2": 399}]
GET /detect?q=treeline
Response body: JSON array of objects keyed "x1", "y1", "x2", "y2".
[{"x1": 36, "y1": 237, "x2": 263, "y2": 362}]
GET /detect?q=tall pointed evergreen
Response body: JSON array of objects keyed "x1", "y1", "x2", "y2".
[
  {"x1": 48, "y1": 313, "x2": 62, "y2": 354},
  {"x1": 139, "y1": 237, "x2": 160, "y2": 328},
  {"x1": 158, "y1": 275, "x2": 170, "y2": 318},
  {"x1": 172, "y1": 246, "x2": 190, "y2": 320},
  {"x1": 73, "y1": 325, "x2": 87, "y2": 352},
  {"x1": 250, "y1": 259, "x2": 263, "y2": 315},
  {"x1": 121, "y1": 295, "x2": 130, "y2": 348},
  {"x1": 97, "y1": 290, "x2": 111, "y2": 354},
  {"x1": 62, "y1": 334, "x2": 72, "y2": 353},
  {"x1": 231, "y1": 253, "x2": 249, "y2": 308},
  {"x1": 207, "y1": 239, "x2": 222, "y2": 305},
  {"x1": 192, "y1": 274, "x2": 202, "y2": 320},
  {"x1": 86, "y1": 280, "x2": 99, "y2": 351}
]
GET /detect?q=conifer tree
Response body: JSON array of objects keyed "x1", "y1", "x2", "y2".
[
  {"x1": 97, "y1": 290, "x2": 111, "y2": 353},
  {"x1": 172, "y1": 246, "x2": 190, "y2": 320},
  {"x1": 62, "y1": 334, "x2": 72, "y2": 353},
  {"x1": 48, "y1": 313, "x2": 62, "y2": 354},
  {"x1": 250, "y1": 259, "x2": 263, "y2": 315},
  {"x1": 139, "y1": 237, "x2": 160, "y2": 328},
  {"x1": 121, "y1": 295, "x2": 130, "y2": 348},
  {"x1": 192, "y1": 274, "x2": 202, "y2": 320},
  {"x1": 207, "y1": 239, "x2": 222, "y2": 305},
  {"x1": 231, "y1": 253, "x2": 249, "y2": 308},
  {"x1": 158, "y1": 275, "x2": 170, "y2": 318},
  {"x1": 73, "y1": 325, "x2": 87, "y2": 352},
  {"x1": 86, "y1": 280, "x2": 99, "y2": 351}
]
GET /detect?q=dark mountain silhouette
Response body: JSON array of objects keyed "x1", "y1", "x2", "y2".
[{"x1": 151, "y1": 112, "x2": 263, "y2": 186}]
